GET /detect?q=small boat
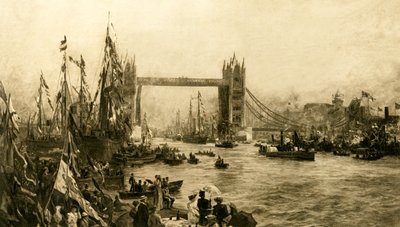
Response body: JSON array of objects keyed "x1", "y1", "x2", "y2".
[
  {"x1": 76, "y1": 175, "x2": 124, "y2": 190},
  {"x1": 215, "y1": 140, "x2": 238, "y2": 148},
  {"x1": 352, "y1": 148, "x2": 384, "y2": 160},
  {"x1": 163, "y1": 158, "x2": 184, "y2": 165},
  {"x1": 215, "y1": 162, "x2": 229, "y2": 169},
  {"x1": 187, "y1": 158, "x2": 199, "y2": 164},
  {"x1": 118, "y1": 180, "x2": 183, "y2": 199},
  {"x1": 111, "y1": 153, "x2": 157, "y2": 166},
  {"x1": 195, "y1": 151, "x2": 216, "y2": 157}
]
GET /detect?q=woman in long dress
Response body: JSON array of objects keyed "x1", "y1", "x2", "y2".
[
  {"x1": 187, "y1": 193, "x2": 200, "y2": 225},
  {"x1": 153, "y1": 175, "x2": 163, "y2": 211}
]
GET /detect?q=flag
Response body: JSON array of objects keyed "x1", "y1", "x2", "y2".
[
  {"x1": 0, "y1": 81, "x2": 6, "y2": 102},
  {"x1": 53, "y1": 160, "x2": 106, "y2": 226},
  {"x1": 361, "y1": 90, "x2": 375, "y2": 101},
  {"x1": 59, "y1": 35, "x2": 67, "y2": 51},
  {"x1": 395, "y1": 103, "x2": 400, "y2": 110},
  {"x1": 378, "y1": 107, "x2": 383, "y2": 111},
  {"x1": 64, "y1": 131, "x2": 80, "y2": 177}
]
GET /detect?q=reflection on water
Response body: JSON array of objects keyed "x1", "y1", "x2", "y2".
[{"x1": 124, "y1": 139, "x2": 400, "y2": 226}]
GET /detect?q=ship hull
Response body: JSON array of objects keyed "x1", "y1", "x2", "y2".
[
  {"x1": 26, "y1": 138, "x2": 64, "y2": 152},
  {"x1": 265, "y1": 151, "x2": 315, "y2": 161},
  {"x1": 79, "y1": 136, "x2": 123, "y2": 161},
  {"x1": 215, "y1": 140, "x2": 238, "y2": 148},
  {"x1": 182, "y1": 135, "x2": 208, "y2": 144}
]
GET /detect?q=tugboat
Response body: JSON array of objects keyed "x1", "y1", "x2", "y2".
[{"x1": 262, "y1": 131, "x2": 315, "y2": 161}]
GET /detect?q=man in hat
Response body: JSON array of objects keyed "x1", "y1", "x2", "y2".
[
  {"x1": 197, "y1": 190, "x2": 210, "y2": 225},
  {"x1": 134, "y1": 196, "x2": 149, "y2": 227},
  {"x1": 212, "y1": 197, "x2": 229, "y2": 227},
  {"x1": 129, "y1": 173, "x2": 136, "y2": 192}
]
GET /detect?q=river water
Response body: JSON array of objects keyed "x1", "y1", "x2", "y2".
[{"x1": 124, "y1": 138, "x2": 400, "y2": 227}]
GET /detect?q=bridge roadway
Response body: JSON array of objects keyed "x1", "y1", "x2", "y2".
[{"x1": 137, "y1": 77, "x2": 228, "y2": 87}]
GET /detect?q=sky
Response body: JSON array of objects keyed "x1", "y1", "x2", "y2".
[{"x1": 1, "y1": 0, "x2": 400, "y2": 127}]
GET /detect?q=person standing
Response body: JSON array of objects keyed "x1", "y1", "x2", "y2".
[
  {"x1": 134, "y1": 196, "x2": 149, "y2": 227},
  {"x1": 187, "y1": 193, "x2": 199, "y2": 225},
  {"x1": 197, "y1": 190, "x2": 210, "y2": 225},
  {"x1": 128, "y1": 173, "x2": 136, "y2": 192},
  {"x1": 153, "y1": 175, "x2": 163, "y2": 211}
]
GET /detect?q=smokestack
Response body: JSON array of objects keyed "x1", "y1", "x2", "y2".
[
  {"x1": 385, "y1": 106, "x2": 389, "y2": 120},
  {"x1": 280, "y1": 131, "x2": 283, "y2": 146}
]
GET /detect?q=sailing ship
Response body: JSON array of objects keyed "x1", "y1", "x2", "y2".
[
  {"x1": 182, "y1": 91, "x2": 208, "y2": 144},
  {"x1": 77, "y1": 19, "x2": 128, "y2": 161},
  {"x1": 173, "y1": 110, "x2": 182, "y2": 141},
  {"x1": 215, "y1": 121, "x2": 238, "y2": 148},
  {"x1": 26, "y1": 73, "x2": 64, "y2": 152}
]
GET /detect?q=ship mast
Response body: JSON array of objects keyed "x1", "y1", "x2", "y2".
[
  {"x1": 189, "y1": 99, "x2": 192, "y2": 134},
  {"x1": 197, "y1": 91, "x2": 201, "y2": 134},
  {"x1": 37, "y1": 75, "x2": 43, "y2": 131}
]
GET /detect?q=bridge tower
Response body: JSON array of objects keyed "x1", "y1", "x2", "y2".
[{"x1": 218, "y1": 54, "x2": 246, "y2": 133}]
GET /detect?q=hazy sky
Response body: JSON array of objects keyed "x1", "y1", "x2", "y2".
[{"x1": 1, "y1": 0, "x2": 400, "y2": 126}]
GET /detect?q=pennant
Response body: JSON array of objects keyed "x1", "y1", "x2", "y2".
[
  {"x1": 13, "y1": 142, "x2": 36, "y2": 186},
  {"x1": 40, "y1": 74, "x2": 49, "y2": 89},
  {"x1": 80, "y1": 55, "x2": 85, "y2": 69},
  {"x1": 8, "y1": 97, "x2": 19, "y2": 133},
  {"x1": 0, "y1": 81, "x2": 7, "y2": 102},
  {"x1": 59, "y1": 35, "x2": 67, "y2": 51}
]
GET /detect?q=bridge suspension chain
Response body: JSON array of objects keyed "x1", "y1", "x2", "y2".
[
  {"x1": 246, "y1": 88, "x2": 307, "y2": 127},
  {"x1": 245, "y1": 101, "x2": 289, "y2": 128},
  {"x1": 245, "y1": 88, "x2": 349, "y2": 130}
]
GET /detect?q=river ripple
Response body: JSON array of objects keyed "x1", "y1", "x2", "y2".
[{"x1": 123, "y1": 139, "x2": 400, "y2": 227}]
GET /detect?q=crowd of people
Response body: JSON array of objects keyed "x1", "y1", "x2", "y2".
[
  {"x1": 187, "y1": 190, "x2": 237, "y2": 227},
  {"x1": 128, "y1": 174, "x2": 176, "y2": 210}
]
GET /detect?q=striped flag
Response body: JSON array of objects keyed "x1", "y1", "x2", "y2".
[{"x1": 53, "y1": 160, "x2": 107, "y2": 226}]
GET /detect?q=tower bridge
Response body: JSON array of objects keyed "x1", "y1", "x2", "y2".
[{"x1": 134, "y1": 54, "x2": 246, "y2": 133}]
